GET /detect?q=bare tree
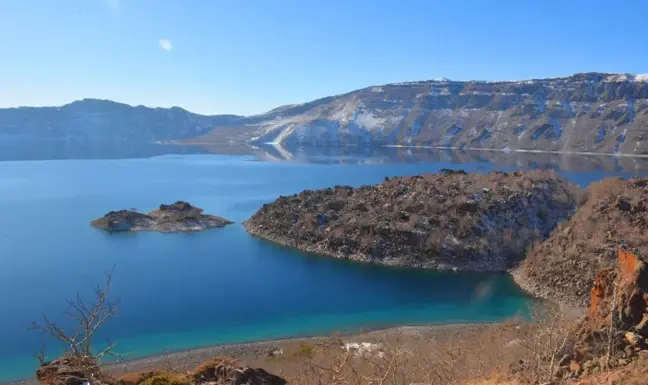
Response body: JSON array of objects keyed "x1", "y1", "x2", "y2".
[
  {"x1": 31, "y1": 266, "x2": 120, "y2": 361},
  {"x1": 514, "y1": 303, "x2": 579, "y2": 384}
]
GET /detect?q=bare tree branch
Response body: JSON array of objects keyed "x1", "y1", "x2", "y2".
[{"x1": 31, "y1": 266, "x2": 119, "y2": 361}]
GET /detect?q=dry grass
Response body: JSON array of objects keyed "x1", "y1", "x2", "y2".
[
  {"x1": 96, "y1": 308, "x2": 645, "y2": 385},
  {"x1": 118, "y1": 370, "x2": 169, "y2": 385},
  {"x1": 240, "y1": 305, "x2": 593, "y2": 385},
  {"x1": 139, "y1": 374, "x2": 188, "y2": 385},
  {"x1": 246, "y1": 323, "x2": 533, "y2": 385}
]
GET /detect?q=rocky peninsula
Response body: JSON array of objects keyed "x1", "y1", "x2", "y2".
[
  {"x1": 513, "y1": 177, "x2": 648, "y2": 306},
  {"x1": 244, "y1": 169, "x2": 579, "y2": 271},
  {"x1": 91, "y1": 201, "x2": 233, "y2": 233}
]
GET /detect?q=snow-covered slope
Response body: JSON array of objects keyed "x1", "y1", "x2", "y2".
[{"x1": 196, "y1": 72, "x2": 648, "y2": 155}]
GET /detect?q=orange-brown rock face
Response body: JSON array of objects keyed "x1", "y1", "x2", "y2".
[
  {"x1": 589, "y1": 267, "x2": 616, "y2": 325},
  {"x1": 588, "y1": 249, "x2": 648, "y2": 334}
]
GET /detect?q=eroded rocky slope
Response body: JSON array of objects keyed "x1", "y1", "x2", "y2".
[
  {"x1": 244, "y1": 170, "x2": 578, "y2": 271},
  {"x1": 513, "y1": 177, "x2": 648, "y2": 306},
  {"x1": 195, "y1": 73, "x2": 648, "y2": 155}
]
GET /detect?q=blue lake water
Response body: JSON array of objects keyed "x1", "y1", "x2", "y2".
[{"x1": 1, "y1": 148, "x2": 647, "y2": 381}]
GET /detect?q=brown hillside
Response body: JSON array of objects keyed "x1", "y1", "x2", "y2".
[
  {"x1": 513, "y1": 177, "x2": 648, "y2": 306},
  {"x1": 245, "y1": 170, "x2": 578, "y2": 271}
]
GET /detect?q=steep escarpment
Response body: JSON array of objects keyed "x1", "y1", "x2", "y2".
[
  {"x1": 513, "y1": 177, "x2": 648, "y2": 306},
  {"x1": 194, "y1": 72, "x2": 648, "y2": 155},
  {"x1": 244, "y1": 170, "x2": 578, "y2": 271},
  {"x1": 91, "y1": 201, "x2": 233, "y2": 233},
  {"x1": 7, "y1": 73, "x2": 648, "y2": 158}
]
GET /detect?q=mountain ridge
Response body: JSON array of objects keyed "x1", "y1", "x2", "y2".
[
  {"x1": 3, "y1": 72, "x2": 648, "y2": 155},
  {"x1": 0, "y1": 98, "x2": 244, "y2": 144},
  {"x1": 191, "y1": 72, "x2": 648, "y2": 155}
]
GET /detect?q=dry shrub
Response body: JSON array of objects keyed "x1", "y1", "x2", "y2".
[
  {"x1": 138, "y1": 374, "x2": 188, "y2": 385},
  {"x1": 118, "y1": 370, "x2": 169, "y2": 385},
  {"x1": 189, "y1": 357, "x2": 240, "y2": 383},
  {"x1": 37, "y1": 356, "x2": 111, "y2": 385},
  {"x1": 510, "y1": 303, "x2": 583, "y2": 384},
  {"x1": 294, "y1": 344, "x2": 315, "y2": 358}
]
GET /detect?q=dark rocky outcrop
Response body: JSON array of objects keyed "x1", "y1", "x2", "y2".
[
  {"x1": 244, "y1": 170, "x2": 578, "y2": 271},
  {"x1": 91, "y1": 201, "x2": 233, "y2": 233},
  {"x1": 513, "y1": 177, "x2": 648, "y2": 306}
]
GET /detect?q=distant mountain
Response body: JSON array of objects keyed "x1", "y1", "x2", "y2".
[
  {"x1": 193, "y1": 72, "x2": 648, "y2": 155},
  {"x1": 0, "y1": 98, "x2": 243, "y2": 144},
  {"x1": 5, "y1": 73, "x2": 648, "y2": 159}
]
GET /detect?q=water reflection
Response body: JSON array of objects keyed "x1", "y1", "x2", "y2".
[
  {"x1": 199, "y1": 142, "x2": 648, "y2": 172},
  {"x1": 3, "y1": 139, "x2": 648, "y2": 173}
]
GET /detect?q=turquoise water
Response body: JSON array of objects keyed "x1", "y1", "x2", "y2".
[{"x1": 0, "y1": 151, "x2": 643, "y2": 381}]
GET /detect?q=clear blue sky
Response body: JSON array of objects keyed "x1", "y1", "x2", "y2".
[{"x1": 1, "y1": 0, "x2": 647, "y2": 116}]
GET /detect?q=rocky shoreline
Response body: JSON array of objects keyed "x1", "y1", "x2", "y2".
[
  {"x1": 244, "y1": 170, "x2": 579, "y2": 272},
  {"x1": 91, "y1": 201, "x2": 233, "y2": 233},
  {"x1": 244, "y1": 169, "x2": 648, "y2": 307}
]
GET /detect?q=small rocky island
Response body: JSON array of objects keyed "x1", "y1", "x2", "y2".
[
  {"x1": 91, "y1": 201, "x2": 233, "y2": 233},
  {"x1": 244, "y1": 169, "x2": 579, "y2": 271}
]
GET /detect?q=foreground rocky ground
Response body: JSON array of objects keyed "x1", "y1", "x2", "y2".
[
  {"x1": 245, "y1": 169, "x2": 578, "y2": 271},
  {"x1": 91, "y1": 201, "x2": 233, "y2": 233},
  {"x1": 513, "y1": 177, "x2": 648, "y2": 306}
]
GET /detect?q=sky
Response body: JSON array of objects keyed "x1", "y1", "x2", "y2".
[{"x1": 1, "y1": 0, "x2": 647, "y2": 116}]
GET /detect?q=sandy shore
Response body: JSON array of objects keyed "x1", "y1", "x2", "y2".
[
  {"x1": 104, "y1": 324, "x2": 485, "y2": 376},
  {"x1": 7, "y1": 323, "x2": 498, "y2": 385}
]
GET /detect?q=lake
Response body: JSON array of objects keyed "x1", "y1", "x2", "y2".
[{"x1": 1, "y1": 145, "x2": 647, "y2": 382}]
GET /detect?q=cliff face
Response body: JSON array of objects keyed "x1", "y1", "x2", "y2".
[
  {"x1": 244, "y1": 170, "x2": 578, "y2": 271},
  {"x1": 513, "y1": 177, "x2": 648, "y2": 306},
  {"x1": 588, "y1": 249, "x2": 648, "y2": 332},
  {"x1": 195, "y1": 73, "x2": 648, "y2": 155}
]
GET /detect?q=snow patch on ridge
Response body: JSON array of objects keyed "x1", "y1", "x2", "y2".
[
  {"x1": 429, "y1": 87, "x2": 451, "y2": 96},
  {"x1": 604, "y1": 73, "x2": 648, "y2": 83}
]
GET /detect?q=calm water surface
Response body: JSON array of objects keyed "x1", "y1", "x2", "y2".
[{"x1": 0, "y1": 150, "x2": 645, "y2": 381}]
